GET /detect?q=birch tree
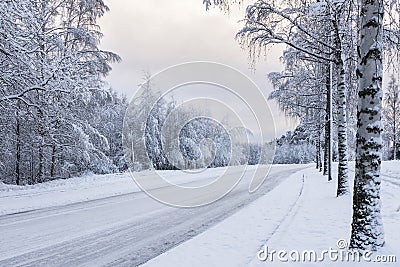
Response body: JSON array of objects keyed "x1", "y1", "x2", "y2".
[
  {"x1": 236, "y1": 0, "x2": 350, "y2": 183},
  {"x1": 268, "y1": 49, "x2": 327, "y2": 171},
  {"x1": 203, "y1": 0, "x2": 359, "y2": 194},
  {"x1": 203, "y1": 0, "x2": 393, "y2": 251},
  {"x1": 349, "y1": 0, "x2": 385, "y2": 251},
  {"x1": 331, "y1": 0, "x2": 354, "y2": 196},
  {"x1": 383, "y1": 75, "x2": 400, "y2": 160}
]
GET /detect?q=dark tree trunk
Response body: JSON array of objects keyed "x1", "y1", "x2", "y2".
[
  {"x1": 393, "y1": 118, "x2": 397, "y2": 160},
  {"x1": 30, "y1": 145, "x2": 34, "y2": 184},
  {"x1": 38, "y1": 142, "x2": 44, "y2": 183},
  {"x1": 50, "y1": 144, "x2": 56, "y2": 178},
  {"x1": 15, "y1": 114, "x2": 21, "y2": 186},
  {"x1": 316, "y1": 134, "x2": 321, "y2": 170},
  {"x1": 324, "y1": 65, "x2": 332, "y2": 181},
  {"x1": 319, "y1": 130, "x2": 323, "y2": 172}
]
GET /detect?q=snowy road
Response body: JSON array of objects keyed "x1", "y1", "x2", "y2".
[{"x1": 0, "y1": 165, "x2": 307, "y2": 267}]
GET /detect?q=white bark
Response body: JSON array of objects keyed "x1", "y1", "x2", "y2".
[
  {"x1": 350, "y1": 0, "x2": 385, "y2": 251},
  {"x1": 336, "y1": 57, "x2": 349, "y2": 196}
]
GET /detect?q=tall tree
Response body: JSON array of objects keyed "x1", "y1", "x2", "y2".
[
  {"x1": 332, "y1": 0, "x2": 353, "y2": 196},
  {"x1": 383, "y1": 75, "x2": 400, "y2": 160},
  {"x1": 350, "y1": 0, "x2": 385, "y2": 251}
]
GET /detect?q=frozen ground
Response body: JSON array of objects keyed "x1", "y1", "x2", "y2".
[
  {"x1": 0, "y1": 164, "x2": 307, "y2": 266},
  {"x1": 145, "y1": 162, "x2": 400, "y2": 266}
]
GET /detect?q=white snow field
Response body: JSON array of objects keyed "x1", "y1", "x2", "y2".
[
  {"x1": 146, "y1": 162, "x2": 400, "y2": 267},
  {"x1": 0, "y1": 164, "x2": 308, "y2": 266}
]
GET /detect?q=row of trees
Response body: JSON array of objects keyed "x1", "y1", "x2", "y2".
[
  {"x1": 205, "y1": 0, "x2": 399, "y2": 252},
  {"x1": 0, "y1": 0, "x2": 126, "y2": 185}
]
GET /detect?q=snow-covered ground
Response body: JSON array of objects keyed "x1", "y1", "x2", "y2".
[
  {"x1": 145, "y1": 162, "x2": 400, "y2": 266},
  {"x1": 0, "y1": 164, "x2": 307, "y2": 266},
  {"x1": 0, "y1": 163, "x2": 398, "y2": 266}
]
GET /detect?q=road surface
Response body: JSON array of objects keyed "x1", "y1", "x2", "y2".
[{"x1": 0, "y1": 165, "x2": 307, "y2": 266}]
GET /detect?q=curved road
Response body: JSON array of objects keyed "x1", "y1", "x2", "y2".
[{"x1": 0, "y1": 165, "x2": 307, "y2": 266}]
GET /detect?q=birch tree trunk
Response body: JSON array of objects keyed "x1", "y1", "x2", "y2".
[
  {"x1": 332, "y1": 7, "x2": 350, "y2": 196},
  {"x1": 324, "y1": 65, "x2": 332, "y2": 181},
  {"x1": 350, "y1": 0, "x2": 385, "y2": 251},
  {"x1": 336, "y1": 57, "x2": 349, "y2": 196}
]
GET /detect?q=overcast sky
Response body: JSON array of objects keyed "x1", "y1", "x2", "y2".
[{"x1": 98, "y1": 0, "x2": 298, "y2": 138}]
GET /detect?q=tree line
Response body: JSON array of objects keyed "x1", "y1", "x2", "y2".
[
  {"x1": 204, "y1": 0, "x2": 399, "y2": 252},
  {"x1": 0, "y1": 1, "x2": 270, "y2": 186},
  {"x1": 0, "y1": 0, "x2": 126, "y2": 184}
]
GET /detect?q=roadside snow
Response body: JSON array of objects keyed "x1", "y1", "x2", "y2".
[
  {"x1": 0, "y1": 172, "x2": 142, "y2": 216},
  {"x1": 144, "y1": 167, "x2": 307, "y2": 266},
  {"x1": 145, "y1": 162, "x2": 400, "y2": 267},
  {"x1": 0, "y1": 166, "x2": 237, "y2": 215}
]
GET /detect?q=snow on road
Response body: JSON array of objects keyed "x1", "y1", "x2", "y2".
[
  {"x1": 0, "y1": 164, "x2": 307, "y2": 266},
  {"x1": 146, "y1": 162, "x2": 400, "y2": 267}
]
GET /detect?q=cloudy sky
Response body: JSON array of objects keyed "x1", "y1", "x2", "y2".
[{"x1": 98, "y1": 0, "x2": 298, "y2": 139}]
